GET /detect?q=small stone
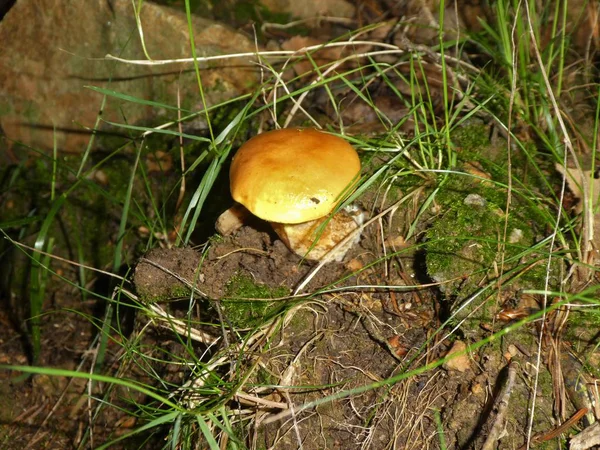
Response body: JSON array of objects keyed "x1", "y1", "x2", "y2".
[
  {"x1": 463, "y1": 193, "x2": 487, "y2": 207},
  {"x1": 471, "y1": 382, "x2": 484, "y2": 396},
  {"x1": 345, "y1": 258, "x2": 363, "y2": 272},
  {"x1": 509, "y1": 228, "x2": 524, "y2": 243},
  {"x1": 443, "y1": 340, "x2": 471, "y2": 372}
]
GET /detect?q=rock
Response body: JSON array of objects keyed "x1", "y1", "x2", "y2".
[
  {"x1": 443, "y1": 340, "x2": 471, "y2": 373},
  {"x1": 0, "y1": 0, "x2": 258, "y2": 153},
  {"x1": 261, "y1": 0, "x2": 355, "y2": 20},
  {"x1": 463, "y1": 193, "x2": 487, "y2": 207}
]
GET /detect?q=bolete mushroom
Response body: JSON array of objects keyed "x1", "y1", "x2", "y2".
[{"x1": 224, "y1": 128, "x2": 363, "y2": 262}]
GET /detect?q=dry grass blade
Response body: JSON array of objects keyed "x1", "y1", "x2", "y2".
[
  {"x1": 521, "y1": 407, "x2": 589, "y2": 450},
  {"x1": 147, "y1": 303, "x2": 219, "y2": 345}
]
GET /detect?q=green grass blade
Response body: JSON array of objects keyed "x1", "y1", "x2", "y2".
[{"x1": 197, "y1": 415, "x2": 220, "y2": 450}]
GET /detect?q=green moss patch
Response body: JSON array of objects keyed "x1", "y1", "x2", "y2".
[{"x1": 220, "y1": 273, "x2": 289, "y2": 329}]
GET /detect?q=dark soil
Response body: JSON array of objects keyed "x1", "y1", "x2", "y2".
[
  {"x1": 134, "y1": 225, "x2": 353, "y2": 303},
  {"x1": 0, "y1": 208, "x2": 589, "y2": 449}
]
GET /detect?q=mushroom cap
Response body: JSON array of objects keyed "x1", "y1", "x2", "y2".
[{"x1": 230, "y1": 128, "x2": 361, "y2": 224}]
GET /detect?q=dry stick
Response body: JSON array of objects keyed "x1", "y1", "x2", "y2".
[
  {"x1": 481, "y1": 362, "x2": 518, "y2": 450},
  {"x1": 148, "y1": 303, "x2": 218, "y2": 345},
  {"x1": 105, "y1": 41, "x2": 402, "y2": 66},
  {"x1": 235, "y1": 392, "x2": 289, "y2": 410},
  {"x1": 570, "y1": 420, "x2": 600, "y2": 450},
  {"x1": 106, "y1": 38, "x2": 479, "y2": 74},
  {"x1": 260, "y1": 16, "x2": 355, "y2": 34}
]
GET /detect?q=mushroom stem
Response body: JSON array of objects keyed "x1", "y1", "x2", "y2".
[
  {"x1": 271, "y1": 206, "x2": 364, "y2": 261},
  {"x1": 215, "y1": 203, "x2": 251, "y2": 236}
]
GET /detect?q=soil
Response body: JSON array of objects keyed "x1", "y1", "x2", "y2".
[
  {"x1": 0, "y1": 217, "x2": 574, "y2": 449},
  {"x1": 134, "y1": 225, "x2": 353, "y2": 303}
]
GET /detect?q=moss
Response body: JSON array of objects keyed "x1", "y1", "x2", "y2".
[
  {"x1": 427, "y1": 205, "x2": 498, "y2": 277},
  {"x1": 452, "y1": 121, "x2": 491, "y2": 153},
  {"x1": 139, "y1": 285, "x2": 194, "y2": 304},
  {"x1": 501, "y1": 362, "x2": 554, "y2": 448},
  {"x1": 451, "y1": 119, "x2": 545, "y2": 194},
  {"x1": 220, "y1": 273, "x2": 289, "y2": 329},
  {"x1": 424, "y1": 165, "x2": 552, "y2": 321},
  {"x1": 563, "y1": 307, "x2": 600, "y2": 378}
]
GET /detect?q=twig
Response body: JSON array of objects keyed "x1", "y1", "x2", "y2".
[
  {"x1": 482, "y1": 361, "x2": 518, "y2": 450},
  {"x1": 570, "y1": 420, "x2": 600, "y2": 450},
  {"x1": 261, "y1": 16, "x2": 355, "y2": 34},
  {"x1": 148, "y1": 303, "x2": 219, "y2": 345},
  {"x1": 105, "y1": 41, "x2": 401, "y2": 66}
]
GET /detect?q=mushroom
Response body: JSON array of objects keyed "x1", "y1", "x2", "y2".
[{"x1": 224, "y1": 128, "x2": 363, "y2": 262}]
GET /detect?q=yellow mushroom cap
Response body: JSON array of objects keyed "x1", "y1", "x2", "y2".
[{"x1": 230, "y1": 128, "x2": 361, "y2": 224}]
